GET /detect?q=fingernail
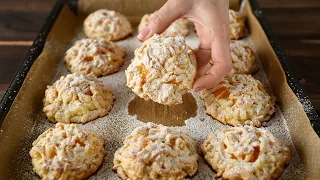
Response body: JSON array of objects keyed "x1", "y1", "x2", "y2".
[
  {"x1": 137, "y1": 27, "x2": 150, "y2": 40},
  {"x1": 193, "y1": 86, "x2": 205, "y2": 92}
]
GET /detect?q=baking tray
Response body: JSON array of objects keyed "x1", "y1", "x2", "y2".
[
  {"x1": 0, "y1": 0, "x2": 319, "y2": 135},
  {"x1": 247, "y1": 0, "x2": 320, "y2": 136},
  {"x1": 0, "y1": 0, "x2": 319, "y2": 179}
]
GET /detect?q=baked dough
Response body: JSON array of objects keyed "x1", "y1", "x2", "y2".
[
  {"x1": 125, "y1": 34, "x2": 197, "y2": 105},
  {"x1": 138, "y1": 12, "x2": 189, "y2": 37},
  {"x1": 65, "y1": 38, "x2": 125, "y2": 77},
  {"x1": 113, "y1": 123, "x2": 199, "y2": 180},
  {"x1": 30, "y1": 123, "x2": 105, "y2": 180},
  {"x1": 84, "y1": 9, "x2": 132, "y2": 41},
  {"x1": 43, "y1": 73, "x2": 114, "y2": 123},
  {"x1": 229, "y1": 41, "x2": 257, "y2": 76},
  {"x1": 229, "y1": 9, "x2": 245, "y2": 40},
  {"x1": 200, "y1": 74, "x2": 275, "y2": 127},
  {"x1": 202, "y1": 126, "x2": 290, "y2": 180}
]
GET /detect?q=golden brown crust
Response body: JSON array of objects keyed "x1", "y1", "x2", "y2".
[
  {"x1": 138, "y1": 12, "x2": 189, "y2": 37},
  {"x1": 83, "y1": 9, "x2": 132, "y2": 41},
  {"x1": 200, "y1": 74, "x2": 275, "y2": 127},
  {"x1": 43, "y1": 73, "x2": 114, "y2": 123},
  {"x1": 125, "y1": 34, "x2": 197, "y2": 105},
  {"x1": 30, "y1": 123, "x2": 105, "y2": 180},
  {"x1": 229, "y1": 9, "x2": 245, "y2": 40},
  {"x1": 113, "y1": 123, "x2": 199, "y2": 180},
  {"x1": 64, "y1": 38, "x2": 125, "y2": 77},
  {"x1": 202, "y1": 126, "x2": 290, "y2": 180},
  {"x1": 229, "y1": 41, "x2": 257, "y2": 76}
]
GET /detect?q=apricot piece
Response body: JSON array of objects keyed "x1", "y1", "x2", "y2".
[
  {"x1": 139, "y1": 64, "x2": 149, "y2": 84},
  {"x1": 84, "y1": 56, "x2": 93, "y2": 61},
  {"x1": 169, "y1": 138, "x2": 176, "y2": 148},
  {"x1": 75, "y1": 139, "x2": 85, "y2": 147},
  {"x1": 214, "y1": 86, "x2": 230, "y2": 99},
  {"x1": 249, "y1": 146, "x2": 260, "y2": 162},
  {"x1": 85, "y1": 89, "x2": 93, "y2": 96},
  {"x1": 169, "y1": 79, "x2": 180, "y2": 84}
]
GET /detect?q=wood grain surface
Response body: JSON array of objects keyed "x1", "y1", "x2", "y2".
[{"x1": 0, "y1": 0, "x2": 319, "y2": 112}]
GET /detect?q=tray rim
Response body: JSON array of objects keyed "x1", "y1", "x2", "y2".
[
  {"x1": 0, "y1": 0, "x2": 319, "y2": 136},
  {"x1": 0, "y1": 0, "x2": 66, "y2": 126}
]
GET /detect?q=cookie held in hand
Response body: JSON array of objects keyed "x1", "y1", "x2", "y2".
[{"x1": 126, "y1": 34, "x2": 197, "y2": 105}]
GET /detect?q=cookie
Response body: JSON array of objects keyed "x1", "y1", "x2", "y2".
[
  {"x1": 229, "y1": 9, "x2": 245, "y2": 40},
  {"x1": 43, "y1": 73, "x2": 114, "y2": 123},
  {"x1": 30, "y1": 123, "x2": 105, "y2": 180},
  {"x1": 200, "y1": 74, "x2": 275, "y2": 127},
  {"x1": 64, "y1": 38, "x2": 125, "y2": 77},
  {"x1": 125, "y1": 34, "x2": 197, "y2": 105},
  {"x1": 229, "y1": 41, "x2": 257, "y2": 75},
  {"x1": 83, "y1": 9, "x2": 132, "y2": 41},
  {"x1": 113, "y1": 123, "x2": 199, "y2": 180},
  {"x1": 202, "y1": 126, "x2": 290, "y2": 180},
  {"x1": 138, "y1": 12, "x2": 189, "y2": 37}
]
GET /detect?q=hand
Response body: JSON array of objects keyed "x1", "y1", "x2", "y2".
[{"x1": 137, "y1": 0, "x2": 232, "y2": 92}]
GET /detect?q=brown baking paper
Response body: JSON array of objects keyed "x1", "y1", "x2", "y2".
[{"x1": 0, "y1": 0, "x2": 319, "y2": 179}]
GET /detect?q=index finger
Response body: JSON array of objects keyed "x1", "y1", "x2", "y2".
[{"x1": 193, "y1": 35, "x2": 232, "y2": 91}]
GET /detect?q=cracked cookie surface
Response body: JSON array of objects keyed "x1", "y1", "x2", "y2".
[
  {"x1": 229, "y1": 9, "x2": 245, "y2": 40},
  {"x1": 200, "y1": 74, "x2": 275, "y2": 127},
  {"x1": 65, "y1": 38, "x2": 125, "y2": 77},
  {"x1": 202, "y1": 126, "x2": 290, "y2": 180},
  {"x1": 125, "y1": 34, "x2": 196, "y2": 105},
  {"x1": 30, "y1": 123, "x2": 105, "y2": 180},
  {"x1": 229, "y1": 41, "x2": 257, "y2": 76},
  {"x1": 43, "y1": 73, "x2": 114, "y2": 123},
  {"x1": 84, "y1": 9, "x2": 132, "y2": 41},
  {"x1": 113, "y1": 123, "x2": 199, "y2": 180},
  {"x1": 138, "y1": 12, "x2": 189, "y2": 37}
]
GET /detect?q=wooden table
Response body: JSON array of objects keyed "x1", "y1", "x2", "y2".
[{"x1": 0, "y1": 0, "x2": 319, "y2": 113}]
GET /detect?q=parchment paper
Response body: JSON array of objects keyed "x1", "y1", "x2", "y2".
[{"x1": 0, "y1": 0, "x2": 319, "y2": 179}]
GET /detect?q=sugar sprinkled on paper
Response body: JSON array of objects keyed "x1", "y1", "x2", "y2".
[{"x1": 11, "y1": 24, "x2": 305, "y2": 179}]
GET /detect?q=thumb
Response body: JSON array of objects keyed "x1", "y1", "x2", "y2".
[{"x1": 137, "y1": 1, "x2": 185, "y2": 41}]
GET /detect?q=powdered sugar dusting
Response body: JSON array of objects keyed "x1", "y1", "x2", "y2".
[
  {"x1": 83, "y1": 9, "x2": 132, "y2": 41},
  {"x1": 126, "y1": 34, "x2": 197, "y2": 105},
  {"x1": 10, "y1": 23, "x2": 305, "y2": 179}
]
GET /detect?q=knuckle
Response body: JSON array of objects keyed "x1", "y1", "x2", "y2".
[{"x1": 151, "y1": 13, "x2": 163, "y2": 27}]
